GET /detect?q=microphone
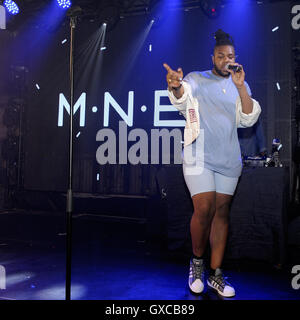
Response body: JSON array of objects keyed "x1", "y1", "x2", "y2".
[{"x1": 226, "y1": 64, "x2": 242, "y2": 72}]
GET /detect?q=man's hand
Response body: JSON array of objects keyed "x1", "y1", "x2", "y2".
[
  {"x1": 227, "y1": 63, "x2": 245, "y2": 89},
  {"x1": 163, "y1": 63, "x2": 184, "y2": 90},
  {"x1": 228, "y1": 63, "x2": 253, "y2": 114}
]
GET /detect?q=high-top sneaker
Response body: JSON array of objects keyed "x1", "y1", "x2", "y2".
[
  {"x1": 189, "y1": 258, "x2": 205, "y2": 294},
  {"x1": 207, "y1": 268, "x2": 235, "y2": 297}
]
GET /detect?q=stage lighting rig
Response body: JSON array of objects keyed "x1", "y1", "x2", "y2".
[
  {"x1": 96, "y1": 4, "x2": 120, "y2": 32},
  {"x1": 199, "y1": 0, "x2": 222, "y2": 18},
  {"x1": 57, "y1": 0, "x2": 72, "y2": 9},
  {"x1": 2, "y1": 0, "x2": 19, "y2": 15}
]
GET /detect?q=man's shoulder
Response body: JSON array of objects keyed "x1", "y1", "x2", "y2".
[{"x1": 184, "y1": 70, "x2": 212, "y2": 82}]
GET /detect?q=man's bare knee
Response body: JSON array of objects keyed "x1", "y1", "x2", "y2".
[{"x1": 192, "y1": 192, "x2": 216, "y2": 222}]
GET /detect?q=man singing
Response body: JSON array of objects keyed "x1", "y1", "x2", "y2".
[{"x1": 163, "y1": 29, "x2": 261, "y2": 297}]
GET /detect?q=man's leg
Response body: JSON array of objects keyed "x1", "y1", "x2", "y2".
[
  {"x1": 209, "y1": 192, "x2": 232, "y2": 269},
  {"x1": 189, "y1": 191, "x2": 216, "y2": 294},
  {"x1": 207, "y1": 192, "x2": 236, "y2": 297},
  {"x1": 191, "y1": 191, "x2": 216, "y2": 258}
]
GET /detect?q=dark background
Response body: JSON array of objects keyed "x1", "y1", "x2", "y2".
[
  {"x1": 0, "y1": 1, "x2": 300, "y2": 295},
  {"x1": 0, "y1": 0, "x2": 298, "y2": 198}
]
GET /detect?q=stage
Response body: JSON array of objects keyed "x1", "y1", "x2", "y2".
[
  {"x1": 0, "y1": 207, "x2": 299, "y2": 300},
  {"x1": 0, "y1": 0, "x2": 300, "y2": 303}
]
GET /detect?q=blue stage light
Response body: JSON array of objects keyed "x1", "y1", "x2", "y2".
[
  {"x1": 4, "y1": 0, "x2": 19, "y2": 15},
  {"x1": 57, "y1": 0, "x2": 72, "y2": 9}
]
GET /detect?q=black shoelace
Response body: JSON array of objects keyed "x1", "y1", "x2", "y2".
[
  {"x1": 213, "y1": 274, "x2": 231, "y2": 288},
  {"x1": 193, "y1": 262, "x2": 204, "y2": 280}
]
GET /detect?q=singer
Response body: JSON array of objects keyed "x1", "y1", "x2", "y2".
[{"x1": 163, "y1": 29, "x2": 261, "y2": 297}]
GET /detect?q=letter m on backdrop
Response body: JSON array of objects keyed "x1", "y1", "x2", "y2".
[{"x1": 57, "y1": 92, "x2": 86, "y2": 127}]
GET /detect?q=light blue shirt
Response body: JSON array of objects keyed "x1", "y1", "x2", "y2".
[{"x1": 183, "y1": 70, "x2": 252, "y2": 178}]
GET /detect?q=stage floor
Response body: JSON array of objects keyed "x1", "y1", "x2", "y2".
[{"x1": 0, "y1": 209, "x2": 299, "y2": 300}]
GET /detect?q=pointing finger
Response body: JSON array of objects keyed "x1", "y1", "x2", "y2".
[
  {"x1": 177, "y1": 67, "x2": 183, "y2": 79},
  {"x1": 163, "y1": 63, "x2": 172, "y2": 72}
]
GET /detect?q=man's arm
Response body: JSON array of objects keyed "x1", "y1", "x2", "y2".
[
  {"x1": 227, "y1": 64, "x2": 254, "y2": 115},
  {"x1": 170, "y1": 85, "x2": 184, "y2": 99},
  {"x1": 163, "y1": 63, "x2": 184, "y2": 99},
  {"x1": 237, "y1": 84, "x2": 254, "y2": 115}
]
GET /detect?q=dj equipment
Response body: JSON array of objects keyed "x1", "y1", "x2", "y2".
[
  {"x1": 243, "y1": 155, "x2": 267, "y2": 167},
  {"x1": 242, "y1": 138, "x2": 283, "y2": 168}
]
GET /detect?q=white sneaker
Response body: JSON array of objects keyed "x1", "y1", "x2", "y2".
[
  {"x1": 207, "y1": 268, "x2": 235, "y2": 297},
  {"x1": 189, "y1": 258, "x2": 205, "y2": 294}
]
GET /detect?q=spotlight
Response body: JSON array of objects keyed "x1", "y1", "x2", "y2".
[
  {"x1": 3, "y1": 0, "x2": 19, "y2": 15},
  {"x1": 57, "y1": 0, "x2": 72, "y2": 9},
  {"x1": 199, "y1": 0, "x2": 222, "y2": 19},
  {"x1": 97, "y1": 5, "x2": 120, "y2": 32},
  {"x1": 148, "y1": 1, "x2": 167, "y2": 29}
]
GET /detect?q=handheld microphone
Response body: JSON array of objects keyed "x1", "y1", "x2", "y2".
[{"x1": 226, "y1": 64, "x2": 242, "y2": 72}]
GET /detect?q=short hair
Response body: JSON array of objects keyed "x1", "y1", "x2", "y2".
[{"x1": 214, "y1": 29, "x2": 235, "y2": 49}]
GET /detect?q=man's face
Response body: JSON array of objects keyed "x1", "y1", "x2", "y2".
[{"x1": 212, "y1": 45, "x2": 236, "y2": 77}]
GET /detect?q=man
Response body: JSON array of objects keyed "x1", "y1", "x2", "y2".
[{"x1": 163, "y1": 29, "x2": 261, "y2": 297}]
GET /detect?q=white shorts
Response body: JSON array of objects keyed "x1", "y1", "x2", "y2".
[{"x1": 183, "y1": 165, "x2": 239, "y2": 197}]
